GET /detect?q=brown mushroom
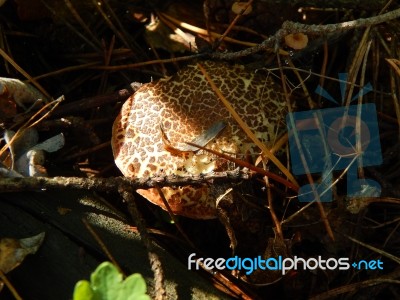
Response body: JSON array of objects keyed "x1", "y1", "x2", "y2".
[
  {"x1": 284, "y1": 33, "x2": 309, "y2": 50},
  {"x1": 111, "y1": 61, "x2": 287, "y2": 219}
]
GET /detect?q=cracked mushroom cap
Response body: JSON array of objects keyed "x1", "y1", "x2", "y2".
[{"x1": 112, "y1": 61, "x2": 287, "y2": 219}]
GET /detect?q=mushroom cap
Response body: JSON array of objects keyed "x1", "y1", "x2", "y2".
[
  {"x1": 111, "y1": 61, "x2": 286, "y2": 219},
  {"x1": 284, "y1": 33, "x2": 309, "y2": 50}
]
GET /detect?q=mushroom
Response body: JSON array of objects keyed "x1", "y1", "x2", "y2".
[
  {"x1": 284, "y1": 33, "x2": 309, "y2": 50},
  {"x1": 111, "y1": 61, "x2": 287, "y2": 219}
]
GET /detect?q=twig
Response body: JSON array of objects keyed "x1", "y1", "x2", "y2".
[
  {"x1": 280, "y1": 8, "x2": 400, "y2": 36},
  {"x1": 0, "y1": 270, "x2": 23, "y2": 300},
  {"x1": 87, "y1": 8, "x2": 400, "y2": 69},
  {"x1": 209, "y1": 7, "x2": 400, "y2": 60},
  {"x1": 265, "y1": 176, "x2": 283, "y2": 240},
  {"x1": 0, "y1": 170, "x2": 252, "y2": 193},
  {"x1": 121, "y1": 187, "x2": 166, "y2": 300},
  {"x1": 296, "y1": 0, "x2": 388, "y2": 10}
]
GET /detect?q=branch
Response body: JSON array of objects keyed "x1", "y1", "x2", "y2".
[
  {"x1": 209, "y1": 7, "x2": 400, "y2": 60},
  {"x1": 0, "y1": 169, "x2": 253, "y2": 193},
  {"x1": 280, "y1": 8, "x2": 400, "y2": 36}
]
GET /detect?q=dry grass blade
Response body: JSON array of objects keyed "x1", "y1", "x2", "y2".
[
  {"x1": 0, "y1": 48, "x2": 50, "y2": 100},
  {"x1": 89, "y1": 54, "x2": 204, "y2": 71},
  {"x1": 344, "y1": 233, "x2": 400, "y2": 265},
  {"x1": 0, "y1": 270, "x2": 22, "y2": 300},
  {"x1": 345, "y1": 28, "x2": 372, "y2": 107},
  {"x1": 388, "y1": 60, "x2": 400, "y2": 140},
  {"x1": 0, "y1": 96, "x2": 63, "y2": 158},
  {"x1": 32, "y1": 62, "x2": 100, "y2": 81},
  {"x1": 158, "y1": 12, "x2": 257, "y2": 48},
  {"x1": 386, "y1": 58, "x2": 400, "y2": 138},
  {"x1": 386, "y1": 58, "x2": 400, "y2": 77},
  {"x1": 64, "y1": 0, "x2": 102, "y2": 50},
  {"x1": 310, "y1": 277, "x2": 400, "y2": 300},
  {"x1": 264, "y1": 176, "x2": 283, "y2": 240},
  {"x1": 276, "y1": 54, "x2": 334, "y2": 241},
  {"x1": 2, "y1": 1, "x2": 399, "y2": 298},
  {"x1": 214, "y1": 0, "x2": 253, "y2": 48},
  {"x1": 82, "y1": 218, "x2": 124, "y2": 276},
  {"x1": 159, "y1": 11, "x2": 289, "y2": 54},
  {"x1": 154, "y1": 185, "x2": 196, "y2": 249}
]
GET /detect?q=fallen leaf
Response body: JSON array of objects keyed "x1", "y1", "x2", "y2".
[{"x1": 0, "y1": 232, "x2": 45, "y2": 273}]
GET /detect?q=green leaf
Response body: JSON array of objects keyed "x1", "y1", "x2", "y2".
[
  {"x1": 72, "y1": 262, "x2": 150, "y2": 300},
  {"x1": 73, "y1": 280, "x2": 94, "y2": 300},
  {"x1": 91, "y1": 262, "x2": 123, "y2": 300},
  {"x1": 119, "y1": 273, "x2": 150, "y2": 300}
]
